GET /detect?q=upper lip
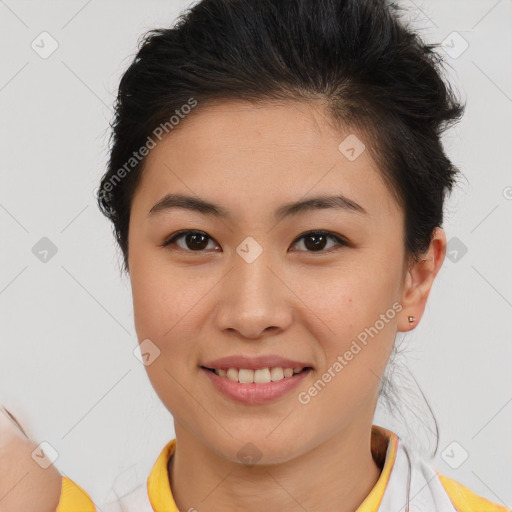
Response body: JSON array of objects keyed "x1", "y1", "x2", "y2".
[{"x1": 201, "y1": 355, "x2": 313, "y2": 371}]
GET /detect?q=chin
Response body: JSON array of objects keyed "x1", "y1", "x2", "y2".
[{"x1": 210, "y1": 435, "x2": 301, "y2": 466}]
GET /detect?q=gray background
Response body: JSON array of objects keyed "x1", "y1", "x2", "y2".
[{"x1": 0, "y1": 0, "x2": 511, "y2": 508}]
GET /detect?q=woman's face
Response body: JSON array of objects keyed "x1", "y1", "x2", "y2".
[{"x1": 127, "y1": 99, "x2": 436, "y2": 463}]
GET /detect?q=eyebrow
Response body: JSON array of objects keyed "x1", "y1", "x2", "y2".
[{"x1": 147, "y1": 193, "x2": 368, "y2": 221}]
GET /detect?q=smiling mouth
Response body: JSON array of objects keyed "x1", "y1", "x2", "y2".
[{"x1": 201, "y1": 366, "x2": 312, "y2": 384}]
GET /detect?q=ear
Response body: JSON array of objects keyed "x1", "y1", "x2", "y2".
[{"x1": 397, "y1": 227, "x2": 447, "y2": 332}]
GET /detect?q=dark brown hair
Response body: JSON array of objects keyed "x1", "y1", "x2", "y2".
[{"x1": 97, "y1": 0, "x2": 465, "y2": 275}]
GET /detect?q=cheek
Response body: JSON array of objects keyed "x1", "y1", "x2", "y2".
[
  {"x1": 129, "y1": 248, "x2": 189, "y2": 339},
  {"x1": 296, "y1": 274, "x2": 398, "y2": 422},
  {"x1": 130, "y1": 270, "x2": 166, "y2": 340},
  {"x1": 297, "y1": 259, "x2": 400, "y2": 371},
  {"x1": 129, "y1": 261, "x2": 202, "y2": 420},
  {"x1": 129, "y1": 257, "x2": 208, "y2": 384}
]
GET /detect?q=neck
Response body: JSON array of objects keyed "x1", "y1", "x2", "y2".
[{"x1": 168, "y1": 422, "x2": 384, "y2": 512}]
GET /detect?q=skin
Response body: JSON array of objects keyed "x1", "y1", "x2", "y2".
[
  {"x1": 0, "y1": 407, "x2": 62, "y2": 512},
  {"x1": 127, "y1": 99, "x2": 446, "y2": 512}
]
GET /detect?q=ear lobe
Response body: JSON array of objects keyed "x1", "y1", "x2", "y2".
[{"x1": 398, "y1": 227, "x2": 447, "y2": 331}]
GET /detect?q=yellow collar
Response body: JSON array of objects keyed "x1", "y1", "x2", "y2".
[{"x1": 147, "y1": 425, "x2": 398, "y2": 512}]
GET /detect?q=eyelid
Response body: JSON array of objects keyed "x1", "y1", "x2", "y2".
[
  {"x1": 161, "y1": 229, "x2": 219, "y2": 249},
  {"x1": 290, "y1": 230, "x2": 349, "y2": 248}
]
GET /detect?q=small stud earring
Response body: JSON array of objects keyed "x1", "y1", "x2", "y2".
[{"x1": 408, "y1": 316, "x2": 415, "y2": 324}]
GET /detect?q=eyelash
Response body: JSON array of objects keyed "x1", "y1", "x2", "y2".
[{"x1": 160, "y1": 229, "x2": 349, "y2": 254}]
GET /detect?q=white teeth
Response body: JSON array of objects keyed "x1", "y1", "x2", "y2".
[
  {"x1": 270, "y1": 367, "x2": 284, "y2": 381},
  {"x1": 213, "y1": 366, "x2": 305, "y2": 384},
  {"x1": 226, "y1": 368, "x2": 238, "y2": 382},
  {"x1": 238, "y1": 369, "x2": 254, "y2": 384},
  {"x1": 254, "y1": 368, "x2": 271, "y2": 384}
]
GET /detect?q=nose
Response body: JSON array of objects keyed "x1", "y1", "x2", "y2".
[{"x1": 213, "y1": 248, "x2": 293, "y2": 340}]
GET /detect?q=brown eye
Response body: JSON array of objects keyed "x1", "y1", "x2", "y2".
[
  {"x1": 290, "y1": 231, "x2": 348, "y2": 253},
  {"x1": 162, "y1": 230, "x2": 219, "y2": 252}
]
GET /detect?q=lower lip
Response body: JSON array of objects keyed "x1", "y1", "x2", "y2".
[{"x1": 201, "y1": 367, "x2": 312, "y2": 405}]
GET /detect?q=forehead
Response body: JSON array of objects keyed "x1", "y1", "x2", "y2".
[{"x1": 132, "y1": 99, "x2": 400, "y2": 222}]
